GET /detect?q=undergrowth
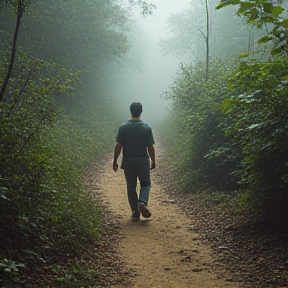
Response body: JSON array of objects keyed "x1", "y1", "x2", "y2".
[{"x1": 0, "y1": 92, "x2": 118, "y2": 287}]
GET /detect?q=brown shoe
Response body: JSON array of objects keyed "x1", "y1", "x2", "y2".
[{"x1": 139, "y1": 204, "x2": 151, "y2": 218}]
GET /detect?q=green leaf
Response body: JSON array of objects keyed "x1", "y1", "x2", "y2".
[
  {"x1": 216, "y1": 0, "x2": 241, "y2": 10},
  {"x1": 280, "y1": 19, "x2": 288, "y2": 28},
  {"x1": 237, "y1": 2, "x2": 255, "y2": 15},
  {"x1": 56, "y1": 277, "x2": 66, "y2": 282},
  {"x1": 22, "y1": 216, "x2": 29, "y2": 222},
  {"x1": 261, "y1": 142, "x2": 275, "y2": 150},
  {"x1": 271, "y1": 47, "x2": 282, "y2": 55},
  {"x1": 270, "y1": 5, "x2": 284, "y2": 17},
  {"x1": 0, "y1": 194, "x2": 8, "y2": 200},
  {"x1": 222, "y1": 98, "x2": 235, "y2": 111},
  {"x1": 240, "y1": 52, "x2": 250, "y2": 58},
  {"x1": 247, "y1": 123, "x2": 262, "y2": 130},
  {"x1": 257, "y1": 36, "x2": 273, "y2": 44}
]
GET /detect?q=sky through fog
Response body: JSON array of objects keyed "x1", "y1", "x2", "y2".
[{"x1": 117, "y1": 0, "x2": 191, "y2": 124}]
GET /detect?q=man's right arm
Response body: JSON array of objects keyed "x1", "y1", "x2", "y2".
[
  {"x1": 147, "y1": 146, "x2": 155, "y2": 169},
  {"x1": 113, "y1": 142, "x2": 122, "y2": 172}
]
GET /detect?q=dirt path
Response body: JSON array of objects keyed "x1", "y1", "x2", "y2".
[{"x1": 96, "y1": 152, "x2": 241, "y2": 288}]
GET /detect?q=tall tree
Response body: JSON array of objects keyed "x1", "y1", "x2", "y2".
[
  {"x1": 205, "y1": 0, "x2": 210, "y2": 80},
  {"x1": 0, "y1": 0, "x2": 27, "y2": 100}
]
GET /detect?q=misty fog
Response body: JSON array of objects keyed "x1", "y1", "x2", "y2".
[
  {"x1": 112, "y1": 0, "x2": 191, "y2": 124},
  {"x1": 2, "y1": 1, "x2": 288, "y2": 286}
]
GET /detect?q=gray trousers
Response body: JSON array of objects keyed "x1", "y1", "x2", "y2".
[{"x1": 121, "y1": 157, "x2": 151, "y2": 213}]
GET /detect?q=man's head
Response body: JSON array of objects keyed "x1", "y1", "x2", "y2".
[{"x1": 130, "y1": 102, "x2": 143, "y2": 118}]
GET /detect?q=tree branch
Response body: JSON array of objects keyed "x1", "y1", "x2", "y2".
[
  {"x1": 197, "y1": 27, "x2": 207, "y2": 40},
  {"x1": 7, "y1": 66, "x2": 34, "y2": 118}
]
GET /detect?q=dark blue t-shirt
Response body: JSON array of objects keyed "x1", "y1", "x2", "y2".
[{"x1": 116, "y1": 120, "x2": 155, "y2": 158}]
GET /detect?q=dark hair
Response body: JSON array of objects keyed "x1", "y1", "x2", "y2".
[{"x1": 130, "y1": 102, "x2": 143, "y2": 117}]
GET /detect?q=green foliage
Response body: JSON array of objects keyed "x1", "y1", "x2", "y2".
[
  {"x1": 162, "y1": 53, "x2": 288, "y2": 221},
  {"x1": 217, "y1": 0, "x2": 284, "y2": 27},
  {"x1": 0, "y1": 259, "x2": 25, "y2": 286},
  {"x1": 160, "y1": 0, "x2": 288, "y2": 224},
  {"x1": 0, "y1": 0, "x2": 135, "y2": 286},
  {"x1": 0, "y1": 43, "x2": 95, "y2": 282},
  {"x1": 222, "y1": 56, "x2": 288, "y2": 217},
  {"x1": 17, "y1": 0, "x2": 133, "y2": 71},
  {"x1": 40, "y1": 93, "x2": 118, "y2": 246},
  {"x1": 128, "y1": 0, "x2": 156, "y2": 16},
  {"x1": 162, "y1": 59, "x2": 242, "y2": 194},
  {"x1": 201, "y1": 191, "x2": 234, "y2": 206},
  {"x1": 52, "y1": 259, "x2": 100, "y2": 287},
  {"x1": 216, "y1": 0, "x2": 288, "y2": 57},
  {"x1": 0, "y1": 68, "x2": 114, "y2": 284}
]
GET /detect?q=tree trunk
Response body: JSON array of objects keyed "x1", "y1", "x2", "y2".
[
  {"x1": 0, "y1": 0, "x2": 24, "y2": 101},
  {"x1": 205, "y1": 0, "x2": 210, "y2": 81}
]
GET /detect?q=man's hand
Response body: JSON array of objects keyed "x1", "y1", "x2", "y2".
[
  {"x1": 113, "y1": 162, "x2": 118, "y2": 172},
  {"x1": 150, "y1": 161, "x2": 155, "y2": 170}
]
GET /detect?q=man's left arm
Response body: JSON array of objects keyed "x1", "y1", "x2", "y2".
[
  {"x1": 147, "y1": 146, "x2": 155, "y2": 169},
  {"x1": 113, "y1": 142, "x2": 122, "y2": 172}
]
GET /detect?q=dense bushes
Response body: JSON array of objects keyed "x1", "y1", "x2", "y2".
[
  {"x1": 162, "y1": 55, "x2": 288, "y2": 221},
  {"x1": 159, "y1": 0, "x2": 288, "y2": 225},
  {"x1": 163, "y1": 59, "x2": 242, "y2": 193},
  {"x1": 0, "y1": 0, "x2": 133, "y2": 286},
  {"x1": 222, "y1": 58, "x2": 288, "y2": 217},
  {"x1": 0, "y1": 52, "x2": 106, "y2": 285}
]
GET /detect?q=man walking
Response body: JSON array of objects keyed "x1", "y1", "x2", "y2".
[{"x1": 113, "y1": 102, "x2": 155, "y2": 219}]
